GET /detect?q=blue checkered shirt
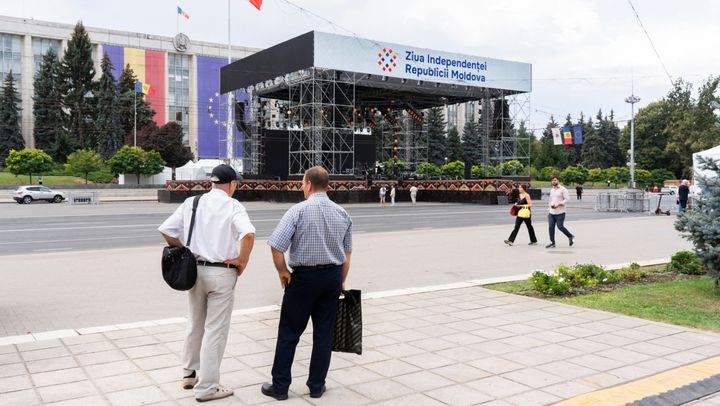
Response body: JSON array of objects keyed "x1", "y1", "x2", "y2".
[{"x1": 268, "y1": 192, "x2": 353, "y2": 267}]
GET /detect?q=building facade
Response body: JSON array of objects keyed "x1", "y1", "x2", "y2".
[{"x1": 0, "y1": 15, "x2": 257, "y2": 159}]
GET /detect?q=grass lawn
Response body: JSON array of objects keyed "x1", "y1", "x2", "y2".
[
  {"x1": 0, "y1": 172, "x2": 84, "y2": 185},
  {"x1": 486, "y1": 276, "x2": 720, "y2": 332}
]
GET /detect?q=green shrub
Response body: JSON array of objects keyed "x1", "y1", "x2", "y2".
[
  {"x1": 618, "y1": 262, "x2": 646, "y2": 281},
  {"x1": 529, "y1": 271, "x2": 570, "y2": 295},
  {"x1": 87, "y1": 170, "x2": 115, "y2": 184},
  {"x1": 605, "y1": 271, "x2": 622, "y2": 284},
  {"x1": 667, "y1": 251, "x2": 706, "y2": 275},
  {"x1": 558, "y1": 263, "x2": 608, "y2": 288}
]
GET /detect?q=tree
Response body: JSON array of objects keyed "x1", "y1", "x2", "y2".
[
  {"x1": 382, "y1": 159, "x2": 405, "y2": 177},
  {"x1": 441, "y1": 160, "x2": 465, "y2": 178},
  {"x1": 634, "y1": 168, "x2": 652, "y2": 188},
  {"x1": 446, "y1": 127, "x2": 464, "y2": 162},
  {"x1": 539, "y1": 166, "x2": 559, "y2": 181},
  {"x1": 416, "y1": 162, "x2": 441, "y2": 177},
  {"x1": 561, "y1": 165, "x2": 589, "y2": 185},
  {"x1": 65, "y1": 149, "x2": 103, "y2": 184},
  {"x1": 497, "y1": 160, "x2": 524, "y2": 176},
  {"x1": 5, "y1": 148, "x2": 54, "y2": 184},
  {"x1": 107, "y1": 145, "x2": 165, "y2": 184},
  {"x1": 33, "y1": 48, "x2": 65, "y2": 159},
  {"x1": 0, "y1": 71, "x2": 23, "y2": 166},
  {"x1": 605, "y1": 166, "x2": 630, "y2": 188},
  {"x1": 588, "y1": 168, "x2": 603, "y2": 183},
  {"x1": 472, "y1": 164, "x2": 496, "y2": 177},
  {"x1": 650, "y1": 168, "x2": 674, "y2": 188},
  {"x1": 142, "y1": 122, "x2": 192, "y2": 179},
  {"x1": 461, "y1": 120, "x2": 481, "y2": 166},
  {"x1": 117, "y1": 64, "x2": 155, "y2": 140},
  {"x1": 59, "y1": 22, "x2": 96, "y2": 149},
  {"x1": 535, "y1": 117, "x2": 568, "y2": 169},
  {"x1": 95, "y1": 54, "x2": 123, "y2": 159},
  {"x1": 426, "y1": 107, "x2": 447, "y2": 166},
  {"x1": 675, "y1": 157, "x2": 720, "y2": 290},
  {"x1": 619, "y1": 101, "x2": 670, "y2": 171}
]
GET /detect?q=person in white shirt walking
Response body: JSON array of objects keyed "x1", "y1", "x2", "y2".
[
  {"x1": 390, "y1": 185, "x2": 396, "y2": 205},
  {"x1": 158, "y1": 164, "x2": 256, "y2": 402},
  {"x1": 547, "y1": 176, "x2": 575, "y2": 248},
  {"x1": 379, "y1": 186, "x2": 386, "y2": 205},
  {"x1": 409, "y1": 185, "x2": 418, "y2": 204}
]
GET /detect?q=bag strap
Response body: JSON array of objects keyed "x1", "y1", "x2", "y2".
[{"x1": 186, "y1": 194, "x2": 202, "y2": 246}]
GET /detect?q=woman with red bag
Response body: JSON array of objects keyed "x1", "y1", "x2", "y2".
[{"x1": 504, "y1": 184, "x2": 538, "y2": 246}]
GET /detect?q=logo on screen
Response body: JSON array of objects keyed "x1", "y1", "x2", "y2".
[{"x1": 377, "y1": 48, "x2": 397, "y2": 72}]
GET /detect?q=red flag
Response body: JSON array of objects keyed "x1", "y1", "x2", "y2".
[{"x1": 248, "y1": 0, "x2": 262, "y2": 10}]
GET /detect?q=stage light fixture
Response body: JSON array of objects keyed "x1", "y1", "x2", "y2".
[
  {"x1": 381, "y1": 76, "x2": 388, "y2": 81},
  {"x1": 401, "y1": 79, "x2": 406, "y2": 84}
]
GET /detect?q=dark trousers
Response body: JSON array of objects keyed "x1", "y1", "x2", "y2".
[
  {"x1": 548, "y1": 213, "x2": 573, "y2": 244},
  {"x1": 271, "y1": 266, "x2": 342, "y2": 394},
  {"x1": 508, "y1": 216, "x2": 537, "y2": 243}
]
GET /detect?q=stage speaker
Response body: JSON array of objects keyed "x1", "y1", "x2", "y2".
[{"x1": 235, "y1": 101, "x2": 249, "y2": 133}]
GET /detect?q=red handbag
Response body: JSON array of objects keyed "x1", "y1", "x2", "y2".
[{"x1": 509, "y1": 205, "x2": 519, "y2": 216}]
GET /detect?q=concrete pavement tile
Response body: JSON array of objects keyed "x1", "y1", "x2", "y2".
[
  {"x1": 380, "y1": 302, "x2": 416, "y2": 312},
  {"x1": 572, "y1": 311, "x2": 616, "y2": 322},
  {"x1": 540, "y1": 381, "x2": 595, "y2": 399},
  {"x1": 421, "y1": 313, "x2": 463, "y2": 325},
  {"x1": 384, "y1": 329, "x2": 431, "y2": 342},
  {"x1": 602, "y1": 316, "x2": 650, "y2": 328},
  {"x1": 566, "y1": 354, "x2": 626, "y2": 371},
  {"x1": 664, "y1": 350, "x2": 708, "y2": 364},
  {"x1": 394, "y1": 318, "x2": 437, "y2": 331},
  {"x1": 33, "y1": 330, "x2": 78, "y2": 342},
  {"x1": 577, "y1": 372, "x2": 626, "y2": 389},
  {"x1": 606, "y1": 365, "x2": 654, "y2": 380},
  {"x1": 401, "y1": 353, "x2": 455, "y2": 369},
  {"x1": 469, "y1": 340, "x2": 519, "y2": 355},
  {"x1": 67, "y1": 340, "x2": 115, "y2": 355},
  {"x1": 689, "y1": 344, "x2": 720, "y2": 357},
  {"x1": 624, "y1": 342, "x2": 678, "y2": 357},
  {"x1": 502, "y1": 368, "x2": 565, "y2": 388},
  {"x1": 448, "y1": 300, "x2": 485, "y2": 311},
  {"x1": 595, "y1": 347, "x2": 653, "y2": 363},
  {"x1": 407, "y1": 337, "x2": 455, "y2": 352},
  {"x1": 577, "y1": 321, "x2": 625, "y2": 334},
  {"x1": 0, "y1": 344, "x2": 15, "y2": 355},
  {"x1": 546, "y1": 315, "x2": 590, "y2": 326},
  {"x1": 305, "y1": 386, "x2": 372, "y2": 405},
  {"x1": 133, "y1": 353, "x2": 178, "y2": 371},
  {"x1": 324, "y1": 355, "x2": 354, "y2": 371},
  {"x1": 364, "y1": 359, "x2": 421, "y2": 377},
  {"x1": 229, "y1": 384, "x2": 283, "y2": 405},
  {"x1": 585, "y1": 332, "x2": 637, "y2": 347},
  {"x1": 1, "y1": 388, "x2": 41, "y2": 405},
  {"x1": 95, "y1": 372, "x2": 154, "y2": 393},
  {"x1": 365, "y1": 321, "x2": 407, "y2": 334},
  {"x1": 221, "y1": 368, "x2": 269, "y2": 388},
  {"x1": 480, "y1": 401, "x2": 514, "y2": 406},
  {"x1": 61, "y1": 334, "x2": 108, "y2": 346},
  {"x1": 26, "y1": 356, "x2": 78, "y2": 373},
  {"x1": 375, "y1": 393, "x2": 446, "y2": 406},
  {"x1": 218, "y1": 356, "x2": 250, "y2": 373},
  {"x1": 542, "y1": 305, "x2": 584, "y2": 315},
  {"x1": 106, "y1": 386, "x2": 168, "y2": 406},
  {"x1": 434, "y1": 346, "x2": 488, "y2": 362},
  {"x1": 75, "y1": 350, "x2": 127, "y2": 366},
  {"x1": 376, "y1": 343, "x2": 425, "y2": 358},
  {"x1": 0, "y1": 362, "x2": 26, "y2": 378},
  {"x1": 226, "y1": 341, "x2": 274, "y2": 357},
  {"x1": 152, "y1": 330, "x2": 186, "y2": 343},
  {"x1": 425, "y1": 384, "x2": 494, "y2": 406},
  {"x1": 530, "y1": 344, "x2": 584, "y2": 360},
  {"x1": 524, "y1": 330, "x2": 576, "y2": 344},
  {"x1": 45, "y1": 397, "x2": 111, "y2": 406},
  {"x1": 469, "y1": 356, "x2": 525, "y2": 375},
  {"x1": 344, "y1": 349, "x2": 391, "y2": 365},
  {"x1": 444, "y1": 320, "x2": 487, "y2": 333},
  {"x1": 142, "y1": 323, "x2": 185, "y2": 335},
  {"x1": 103, "y1": 328, "x2": 147, "y2": 340},
  {"x1": 155, "y1": 382, "x2": 196, "y2": 400},
  {"x1": 16, "y1": 339, "x2": 63, "y2": 352},
  {"x1": 21, "y1": 346, "x2": 72, "y2": 362},
  {"x1": 553, "y1": 326, "x2": 600, "y2": 339},
  {"x1": 145, "y1": 366, "x2": 178, "y2": 385},
  {"x1": 633, "y1": 357, "x2": 682, "y2": 373},
  {"x1": 0, "y1": 374, "x2": 33, "y2": 393},
  {"x1": 503, "y1": 389, "x2": 561, "y2": 406},
  {"x1": 0, "y1": 352, "x2": 22, "y2": 365},
  {"x1": 466, "y1": 375, "x2": 531, "y2": 398},
  {"x1": 633, "y1": 323, "x2": 685, "y2": 336},
  {"x1": 535, "y1": 360, "x2": 598, "y2": 380},
  {"x1": 441, "y1": 332, "x2": 487, "y2": 346},
  {"x1": 430, "y1": 363, "x2": 491, "y2": 383},
  {"x1": 31, "y1": 367, "x2": 87, "y2": 387},
  {"x1": 497, "y1": 335, "x2": 548, "y2": 350},
  {"x1": 496, "y1": 323, "x2": 542, "y2": 336},
  {"x1": 350, "y1": 379, "x2": 415, "y2": 401},
  {"x1": 113, "y1": 335, "x2": 159, "y2": 349},
  {"x1": 391, "y1": 370, "x2": 455, "y2": 391},
  {"x1": 84, "y1": 360, "x2": 140, "y2": 379},
  {"x1": 235, "y1": 351, "x2": 273, "y2": 368},
  {"x1": 471, "y1": 327, "x2": 515, "y2": 340},
  {"x1": 501, "y1": 350, "x2": 558, "y2": 367},
  {"x1": 672, "y1": 331, "x2": 720, "y2": 345},
  {"x1": 121, "y1": 343, "x2": 171, "y2": 359},
  {"x1": 37, "y1": 380, "x2": 97, "y2": 403},
  {"x1": 243, "y1": 327, "x2": 280, "y2": 341},
  {"x1": 475, "y1": 316, "x2": 514, "y2": 327},
  {"x1": 610, "y1": 327, "x2": 661, "y2": 341},
  {"x1": 561, "y1": 338, "x2": 613, "y2": 353},
  {"x1": 0, "y1": 335, "x2": 34, "y2": 346}
]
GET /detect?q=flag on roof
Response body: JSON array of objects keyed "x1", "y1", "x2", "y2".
[{"x1": 177, "y1": 6, "x2": 190, "y2": 19}]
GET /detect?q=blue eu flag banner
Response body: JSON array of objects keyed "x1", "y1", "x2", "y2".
[
  {"x1": 572, "y1": 125, "x2": 583, "y2": 145},
  {"x1": 135, "y1": 80, "x2": 143, "y2": 93}
]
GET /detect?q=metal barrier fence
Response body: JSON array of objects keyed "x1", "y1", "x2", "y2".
[
  {"x1": 595, "y1": 191, "x2": 649, "y2": 212},
  {"x1": 69, "y1": 192, "x2": 99, "y2": 205}
]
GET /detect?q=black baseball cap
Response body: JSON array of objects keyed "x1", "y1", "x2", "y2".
[{"x1": 210, "y1": 164, "x2": 242, "y2": 184}]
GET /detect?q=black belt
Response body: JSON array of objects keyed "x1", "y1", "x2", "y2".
[
  {"x1": 197, "y1": 260, "x2": 235, "y2": 269},
  {"x1": 292, "y1": 264, "x2": 340, "y2": 273}
]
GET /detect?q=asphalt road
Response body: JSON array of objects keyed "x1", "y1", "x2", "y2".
[{"x1": 0, "y1": 198, "x2": 642, "y2": 255}]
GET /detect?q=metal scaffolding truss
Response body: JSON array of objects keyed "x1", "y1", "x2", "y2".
[
  {"x1": 242, "y1": 94, "x2": 263, "y2": 175},
  {"x1": 285, "y1": 68, "x2": 356, "y2": 175},
  {"x1": 378, "y1": 112, "x2": 428, "y2": 168},
  {"x1": 478, "y1": 91, "x2": 531, "y2": 175}
]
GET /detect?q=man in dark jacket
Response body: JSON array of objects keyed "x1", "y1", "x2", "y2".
[{"x1": 678, "y1": 180, "x2": 690, "y2": 212}]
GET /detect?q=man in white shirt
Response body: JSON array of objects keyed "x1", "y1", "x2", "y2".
[
  {"x1": 158, "y1": 164, "x2": 256, "y2": 402},
  {"x1": 547, "y1": 176, "x2": 575, "y2": 248},
  {"x1": 410, "y1": 185, "x2": 418, "y2": 204},
  {"x1": 390, "y1": 185, "x2": 396, "y2": 205}
]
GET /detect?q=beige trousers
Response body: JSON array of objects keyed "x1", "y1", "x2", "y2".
[{"x1": 181, "y1": 265, "x2": 237, "y2": 398}]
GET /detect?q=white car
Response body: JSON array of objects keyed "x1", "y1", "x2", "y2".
[
  {"x1": 660, "y1": 186, "x2": 678, "y2": 195},
  {"x1": 13, "y1": 186, "x2": 66, "y2": 204}
]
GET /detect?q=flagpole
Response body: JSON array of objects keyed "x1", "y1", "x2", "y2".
[
  {"x1": 176, "y1": 12, "x2": 179, "y2": 34},
  {"x1": 226, "y1": 0, "x2": 234, "y2": 166}
]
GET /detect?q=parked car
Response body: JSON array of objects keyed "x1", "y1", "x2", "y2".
[
  {"x1": 660, "y1": 185, "x2": 678, "y2": 195},
  {"x1": 13, "y1": 186, "x2": 66, "y2": 204}
]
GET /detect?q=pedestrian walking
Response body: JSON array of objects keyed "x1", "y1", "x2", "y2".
[
  {"x1": 546, "y1": 176, "x2": 575, "y2": 248},
  {"x1": 158, "y1": 164, "x2": 256, "y2": 402},
  {"x1": 379, "y1": 186, "x2": 386, "y2": 205},
  {"x1": 261, "y1": 166, "x2": 353, "y2": 401},
  {"x1": 409, "y1": 185, "x2": 418, "y2": 204},
  {"x1": 678, "y1": 179, "x2": 690, "y2": 212},
  {"x1": 390, "y1": 185, "x2": 396, "y2": 205},
  {"x1": 575, "y1": 184, "x2": 583, "y2": 200},
  {"x1": 504, "y1": 184, "x2": 537, "y2": 246}
]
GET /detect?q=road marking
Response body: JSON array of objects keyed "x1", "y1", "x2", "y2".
[
  {"x1": 413, "y1": 227, "x2": 433, "y2": 230},
  {"x1": 33, "y1": 248, "x2": 72, "y2": 252},
  {"x1": 0, "y1": 224, "x2": 154, "y2": 233}
]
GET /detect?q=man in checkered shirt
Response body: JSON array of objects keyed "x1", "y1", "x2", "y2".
[{"x1": 261, "y1": 166, "x2": 353, "y2": 401}]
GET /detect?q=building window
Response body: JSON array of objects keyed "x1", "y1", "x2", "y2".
[
  {"x1": 0, "y1": 34, "x2": 22, "y2": 89},
  {"x1": 465, "y1": 101, "x2": 475, "y2": 123},
  {"x1": 32, "y1": 38, "x2": 60, "y2": 74},
  {"x1": 168, "y1": 53, "x2": 190, "y2": 144},
  {"x1": 447, "y1": 104, "x2": 457, "y2": 130}
]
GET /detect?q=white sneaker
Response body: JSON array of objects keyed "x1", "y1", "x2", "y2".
[{"x1": 196, "y1": 386, "x2": 234, "y2": 402}]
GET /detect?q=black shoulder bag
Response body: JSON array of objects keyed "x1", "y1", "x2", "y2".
[{"x1": 161, "y1": 194, "x2": 201, "y2": 291}]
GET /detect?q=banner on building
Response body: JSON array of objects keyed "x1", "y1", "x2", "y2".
[{"x1": 552, "y1": 127, "x2": 562, "y2": 145}]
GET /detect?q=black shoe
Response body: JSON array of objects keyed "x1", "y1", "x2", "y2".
[
  {"x1": 528, "y1": 242, "x2": 538, "y2": 246},
  {"x1": 504, "y1": 240, "x2": 513, "y2": 246},
  {"x1": 261, "y1": 383, "x2": 288, "y2": 401},
  {"x1": 545, "y1": 243, "x2": 556, "y2": 248},
  {"x1": 569, "y1": 236, "x2": 575, "y2": 246},
  {"x1": 309, "y1": 385, "x2": 326, "y2": 398}
]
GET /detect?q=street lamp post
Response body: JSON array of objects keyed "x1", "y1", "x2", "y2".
[{"x1": 625, "y1": 93, "x2": 640, "y2": 189}]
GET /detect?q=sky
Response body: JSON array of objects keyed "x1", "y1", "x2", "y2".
[{"x1": 2, "y1": 0, "x2": 719, "y2": 135}]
